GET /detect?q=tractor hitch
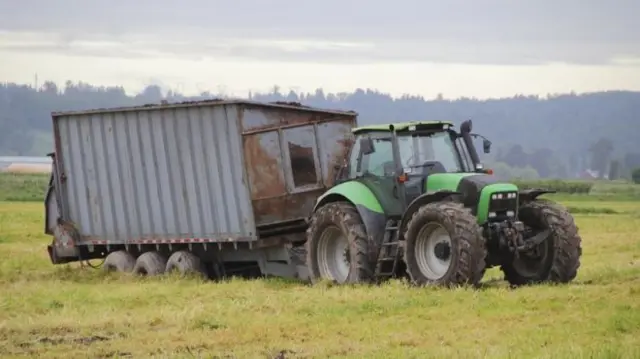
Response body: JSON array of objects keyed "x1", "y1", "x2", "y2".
[
  {"x1": 516, "y1": 229, "x2": 551, "y2": 252},
  {"x1": 498, "y1": 220, "x2": 550, "y2": 255}
]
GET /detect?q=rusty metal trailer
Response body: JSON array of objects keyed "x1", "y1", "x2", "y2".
[{"x1": 45, "y1": 99, "x2": 357, "y2": 280}]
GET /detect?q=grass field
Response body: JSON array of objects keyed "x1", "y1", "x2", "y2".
[{"x1": 0, "y1": 175, "x2": 639, "y2": 358}]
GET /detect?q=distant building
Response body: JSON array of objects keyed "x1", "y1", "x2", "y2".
[{"x1": 579, "y1": 169, "x2": 606, "y2": 180}]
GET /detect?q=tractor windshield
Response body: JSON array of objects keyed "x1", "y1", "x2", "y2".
[
  {"x1": 397, "y1": 132, "x2": 463, "y2": 172},
  {"x1": 349, "y1": 130, "x2": 465, "y2": 179}
]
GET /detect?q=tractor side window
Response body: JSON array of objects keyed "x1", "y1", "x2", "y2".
[
  {"x1": 363, "y1": 138, "x2": 394, "y2": 177},
  {"x1": 429, "y1": 132, "x2": 463, "y2": 172}
]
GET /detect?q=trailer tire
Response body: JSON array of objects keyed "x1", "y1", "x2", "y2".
[
  {"x1": 132, "y1": 251, "x2": 167, "y2": 276},
  {"x1": 305, "y1": 201, "x2": 374, "y2": 285},
  {"x1": 165, "y1": 250, "x2": 207, "y2": 278},
  {"x1": 103, "y1": 250, "x2": 136, "y2": 273}
]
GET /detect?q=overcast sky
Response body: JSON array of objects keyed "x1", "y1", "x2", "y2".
[{"x1": 1, "y1": 0, "x2": 639, "y2": 99}]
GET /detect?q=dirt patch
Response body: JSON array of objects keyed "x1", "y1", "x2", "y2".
[
  {"x1": 18, "y1": 332, "x2": 125, "y2": 349},
  {"x1": 96, "y1": 351, "x2": 133, "y2": 358}
]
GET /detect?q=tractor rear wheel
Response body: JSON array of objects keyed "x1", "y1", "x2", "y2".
[
  {"x1": 403, "y1": 202, "x2": 486, "y2": 287},
  {"x1": 305, "y1": 202, "x2": 374, "y2": 284},
  {"x1": 500, "y1": 199, "x2": 582, "y2": 286}
]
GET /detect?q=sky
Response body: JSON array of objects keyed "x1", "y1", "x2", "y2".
[{"x1": 1, "y1": 0, "x2": 639, "y2": 99}]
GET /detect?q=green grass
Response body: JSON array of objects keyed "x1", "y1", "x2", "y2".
[
  {"x1": 1, "y1": 196, "x2": 639, "y2": 358},
  {"x1": 2, "y1": 173, "x2": 639, "y2": 204},
  {"x1": 0, "y1": 173, "x2": 49, "y2": 202}
]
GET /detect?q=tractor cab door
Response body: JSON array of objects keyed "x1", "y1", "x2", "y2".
[{"x1": 346, "y1": 134, "x2": 405, "y2": 218}]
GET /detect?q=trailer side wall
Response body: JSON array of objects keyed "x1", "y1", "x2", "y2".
[
  {"x1": 50, "y1": 101, "x2": 357, "y2": 250},
  {"x1": 53, "y1": 103, "x2": 256, "y2": 245}
]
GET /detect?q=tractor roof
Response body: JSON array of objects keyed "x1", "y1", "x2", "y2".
[{"x1": 352, "y1": 121, "x2": 454, "y2": 134}]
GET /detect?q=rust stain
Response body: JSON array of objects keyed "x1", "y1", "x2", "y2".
[
  {"x1": 243, "y1": 135, "x2": 286, "y2": 200},
  {"x1": 325, "y1": 136, "x2": 354, "y2": 186},
  {"x1": 244, "y1": 107, "x2": 326, "y2": 133}
]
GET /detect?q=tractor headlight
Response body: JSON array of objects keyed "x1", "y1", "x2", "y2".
[{"x1": 492, "y1": 192, "x2": 517, "y2": 200}]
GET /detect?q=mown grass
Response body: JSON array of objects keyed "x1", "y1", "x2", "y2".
[{"x1": 1, "y1": 197, "x2": 639, "y2": 358}]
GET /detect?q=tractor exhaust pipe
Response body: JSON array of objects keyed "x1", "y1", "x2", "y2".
[{"x1": 460, "y1": 119, "x2": 482, "y2": 171}]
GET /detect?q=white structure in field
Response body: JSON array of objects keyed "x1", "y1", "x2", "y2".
[{"x1": 0, "y1": 156, "x2": 52, "y2": 173}]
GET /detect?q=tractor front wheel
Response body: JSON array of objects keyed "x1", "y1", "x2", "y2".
[
  {"x1": 500, "y1": 199, "x2": 582, "y2": 286},
  {"x1": 403, "y1": 202, "x2": 486, "y2": 287},
  {"x1": 305, "y1": 202, "x2": 374, "y2": 285}
]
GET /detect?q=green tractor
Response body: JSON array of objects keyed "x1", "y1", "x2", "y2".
[{"x1": 305, "y1": 120, "x2": 582, "y2": 287}]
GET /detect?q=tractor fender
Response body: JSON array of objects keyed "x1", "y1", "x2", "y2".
[
  {"x1": 398, "y1": 190, "x2": 463, "y2": 239},
  {"x1": 313, "y1": 182, "x2": 388, "y2": 249},
  {"x1": 518, "y1": 188, "x2": 556, "y2": 204}
]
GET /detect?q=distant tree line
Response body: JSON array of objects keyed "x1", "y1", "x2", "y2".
[{"x1": 1, "y1": 80, "x2": 639, "y2": 180}]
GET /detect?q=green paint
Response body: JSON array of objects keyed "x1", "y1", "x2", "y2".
[
  {"x1": 425, "y1": 173, "x2": 477, "y2": 192},
  {"x1": 352, "y1": 121, "x2": 453, "y2": 134},
  {"x1": 476, "y1": 183, "x2": 519, "y2": 224},
  {"x1": 356, "y1": 177, "x2": 404, "y2": 216},
  {"x1": 315, "y1": 181, "x2": 384, "y2": 214}
]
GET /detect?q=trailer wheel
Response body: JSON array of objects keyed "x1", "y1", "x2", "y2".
[
  {"x1": 103, "y1": 250, "x2": 136, "y2": 273},
  {"x1": 305, "y1": 201, "x2": 373, "y2": 285},
  {"x1": 132, "y1": 251, "x2": 167, "y2": 276},
  {"x1": 165, "y1": 250, "x2": 207, "y2": 278}
]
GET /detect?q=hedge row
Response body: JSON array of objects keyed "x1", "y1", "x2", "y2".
[
  {"x1": 510, "y1": 179, "x2": 593, "y2": 194},
  {"x1": 0, "y1": 173, "x2": 628, "y2": 202}
]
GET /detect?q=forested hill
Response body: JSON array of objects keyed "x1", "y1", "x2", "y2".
[{"x1": 1, "y1": 81, "x2": 639, "y2": 179}]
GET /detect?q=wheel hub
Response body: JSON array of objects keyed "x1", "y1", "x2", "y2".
[
  {"x1": 342, "y1": 247, "x2": 350, "y2": 264},
  {"x1": 413, "y1": 223, "x2": 454, "y2": 281},
  {"x1": 434, "y1": 242, "x2": 451, "y2": 260},
  {"x1": 316, "y1": 226, "x2": 351, "y2": 283}
]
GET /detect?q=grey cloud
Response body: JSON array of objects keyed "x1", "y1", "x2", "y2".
[{"x1": 0, "y1": 0, "x2": 638, "y2": 65}]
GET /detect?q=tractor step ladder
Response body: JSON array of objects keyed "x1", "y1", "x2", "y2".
[{"x1": 374, "y1": 220, "x2": 402, "y2": 281}]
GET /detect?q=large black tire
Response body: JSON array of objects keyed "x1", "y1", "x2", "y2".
[
  {"x1": 305, "y1": 201, "x2": 374, "y2": 284},
  {"x1": 103, "y1": 250, "x2": 136, "y2": 273},
  {"x1": 165, "y1": 250, "x2": 207, "y2": 278},
  {"x1": 500, "y1": 199, "x2": 582, "y2": 286},
  {"x1": 132, "y1": 251, "x2": 167, "y2": 276},
  {"x1": 403, "y1": 202, "x2": 486, "y2": 287}
]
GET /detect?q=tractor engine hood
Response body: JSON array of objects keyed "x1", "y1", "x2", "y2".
[{"x1": 424, "y1": 173, "x2": 519, "y2": 223}]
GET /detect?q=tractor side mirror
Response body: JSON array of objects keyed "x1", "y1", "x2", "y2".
[
  {"x1": 483, "y1": 138, "x2": 492, "y2": 154},
  {"x1": 359, "y1": 137, "x2": 375, "y2": 155}
]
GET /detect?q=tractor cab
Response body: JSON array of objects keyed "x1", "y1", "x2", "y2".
[{"x1": 338, "y1": 120, "x2": 492, "y2": 209}]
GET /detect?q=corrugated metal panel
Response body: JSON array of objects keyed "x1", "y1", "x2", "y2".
[{"x1": 54, "y1": 103, "x2": 256, "y2": 243}]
